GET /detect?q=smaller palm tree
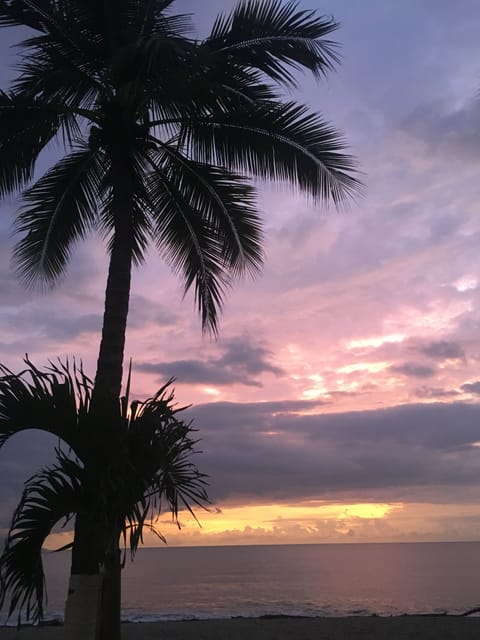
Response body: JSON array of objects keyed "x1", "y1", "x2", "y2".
[{"x1": 0, "y1": 357, "x2": 208, "y2": 628}]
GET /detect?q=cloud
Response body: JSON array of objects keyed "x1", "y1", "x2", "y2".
[
  {"x1": 136, "y1": 336, "x2": 284, "y2": 387},
  {"x1": 186, "y1": 400, "x2": 480, "y2": 504},
  {"x1": 461, "y1": 381, "x2": 480, "y2": 395},
  {"x1": 414, "y1": 386, "x2": 460, "y2": 400},
  {"x1": 0, "y1": 308, "x2": 102, "y2": 348},
  {"x1": 418, "y1": 341, "x2": 465, "y2": 360},
  {"x1": 403, "y1": 99, "x2": 480, "y2": 163},
  {"x1": 390, "y1": 362, "x2": 436, "y2": 378},
  {"x1": 128, "y1": 295, "x2": 178, "y2": 329},
  {"x1": 39, "y1": 313, "x2": 101, "y2": 340},
  {"x1": 4, "y1": 400, "x2": 480, "y2": 532}
]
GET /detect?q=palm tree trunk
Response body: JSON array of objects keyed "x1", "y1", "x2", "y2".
[
  {"x1": 94, "y1": 189, "x2": 133, "y2": 640},
  {"x1": 92, "y1": 205, "x2": 133, "y2": 414},
  {"x1": 64, "y1": 511, "x2": 105, "y2": 640},
  {"x1": 65, "y1": 160, "x2": 134, "y2": 640},
  {"x1": 97, "y1": 537, "x2": 122, "y2": 640}
]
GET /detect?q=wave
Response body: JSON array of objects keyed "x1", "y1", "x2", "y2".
[{"x1": 4, "y1": 604, "x2": 473, "y2": 627}]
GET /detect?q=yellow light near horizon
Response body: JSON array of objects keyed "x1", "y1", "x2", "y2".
[
  {"x1": 342, "y1": 503, "x2": 394, "y2": 519},
  {"x1": 167, "y1": 501, "x2": 401, "y2": 535},
  {"x1": 43, "y1": 499, "x2": 480, "y2": 550}
]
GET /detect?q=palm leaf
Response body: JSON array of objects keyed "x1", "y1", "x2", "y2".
[
  {"x1": 0, "y1": 91, "x2": 61, "y2": 196},
  {"x1": 0, "y1": 0, "x2": 57, "y2": 31},
  {"x1": 13, "y1": 144, "x2": 108, "y2": 287},
  {"x1": 13, "y1": 39, "x2": 105, "y2": 111},
  {"x1": 0, "y1": 452, "x2": 83, "y2": 624},
  {"x1": 181, "y1": 100, "x2": 361, "y2": 205},
  {"x1": 98, "y1": 150, "x2": 154, "y2": 266},
  {"x1": 141, "y1": 151, "x2": 232, "y2": 334},
  {"x1": 0, "y1": 356, "x2": 92, "y2": 456},
  {"x1": 149, "y1": 145, "x2": 264, "y2": 277},
  {"x1": 0, "y1": 0, "x2": 97, "y2": 60},
  {"x1": 120, "y1": 381, "x2": 209, "y2": 556},
  {"x1": 207, "y1": 0, "x2": 340, "y2": 86}
]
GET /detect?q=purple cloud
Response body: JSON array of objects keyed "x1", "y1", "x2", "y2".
[{"x1": 391, "y1": 363, "x2": 436, "y2": 379}]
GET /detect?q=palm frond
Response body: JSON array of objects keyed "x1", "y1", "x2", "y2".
[
  {"x1": 207, "y1": 0, "x2": 340, "y2": 86},
  {"x1": 181, "y1": 100, "x2": 362, "y2": 206},
  {"x1": 141, "y1": 151, "x2": 232, "y2": 334},
  {"x1": 120, "y1": 381, "x2": 209, "y2": 556},
  {"x1": 0, "y1": 0, "x2": 98, "y2": 62},
  {"x1": 0, "y1": 0, "x2": 55, "y2": 31},
  {"x1": 0, "y1": 452, "x2": 83, "y2": 624},
  {"x1": 145, "y1": 46, "x2": 277, "y2": 132},
  {"x1": 0, "y1": 356, "x2": 92, "y2": 455},
  {"x1": 121, "y1": 0, "x2": 192, "y2": 43},
  {"x1": 13, "y1": 144, "x2": 108, "y2": 287},
  {"x1": 4, "y1": 0, "x2": 111, "y2": 107},
  {"x1": 12, "y1": 39, "x2": 105, "y2": 110},
  {"x1": 0, "y1": 91, "x2": 61, "y2": 197},
  {"x1": 139, "y1": 390, "x2": 209, "y2": 518},
  {"x1": 149, "y1": 144, "x2": 264, "y2": 278},
  {"x1": 99, "y1": 151, "x2": 155, "y2": 267}
]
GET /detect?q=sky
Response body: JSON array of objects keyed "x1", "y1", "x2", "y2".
[{"x1": 2, "y1": 0, "x2": 480, "y2": 548}]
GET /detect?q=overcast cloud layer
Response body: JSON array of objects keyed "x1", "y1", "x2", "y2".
[{"x1": 2, "y1": 1, "x2": 480, "y2": 543}]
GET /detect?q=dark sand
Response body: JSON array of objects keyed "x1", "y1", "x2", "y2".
[{"x1": 1, "y1": 616, "x2": 480, "y2": 639}]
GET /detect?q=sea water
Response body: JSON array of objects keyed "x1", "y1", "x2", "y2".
[{"x1": 5, "y1": 542, "x2": 480, "y2": 624}]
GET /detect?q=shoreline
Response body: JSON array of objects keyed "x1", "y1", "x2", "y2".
[
  {"x1": 6, "y1": 607, "x2": 480, "y2": 630},
  {"x1": 1, "y1": 615, "x2": 480, "y2": 639}
]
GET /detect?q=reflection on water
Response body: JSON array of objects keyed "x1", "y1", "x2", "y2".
[{"x1": 34, "y1": 541, "x2": 480, "y2": 621}]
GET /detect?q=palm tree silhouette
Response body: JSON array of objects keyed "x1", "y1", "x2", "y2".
[
  {"x1": 0, "y1": 0, "x2": 361, "y2": 637},
  {"x1": 0, "y1": 358, "x2": 208, "y2": 632}
]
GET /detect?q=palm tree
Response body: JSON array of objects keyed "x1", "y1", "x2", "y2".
[
  {"x1": 0, "y1": 0, "x2": 361, "y2": 637},
  {"x1": 0, "y1": 358, "x2": 208, "y2": 635}
]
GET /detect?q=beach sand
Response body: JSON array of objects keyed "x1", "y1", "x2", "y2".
[{"x1": 0, "y1": 616, "x2": 479, "y2": 639}]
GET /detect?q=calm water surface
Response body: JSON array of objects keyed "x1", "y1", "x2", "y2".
[{"x1": 16, "y1": 542, "x2": 480, "y2": 622}]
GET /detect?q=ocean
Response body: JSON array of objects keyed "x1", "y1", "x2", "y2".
[{"x1": 5, "y1": 542, "x2": 480, "y2": 624}]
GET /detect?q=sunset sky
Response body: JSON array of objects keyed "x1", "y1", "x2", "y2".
[{"x1": 2, "y1": 0, "x2": 480, "y2": 547}]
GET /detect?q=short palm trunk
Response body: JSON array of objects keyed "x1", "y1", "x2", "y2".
[{"x1": 64, "y1": 573, "x2": 103, "y2": 640}]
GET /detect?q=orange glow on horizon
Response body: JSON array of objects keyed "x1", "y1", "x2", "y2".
[
  {"x1": 178, "y1": 501, "x2": 400, "y2": 533},
  {"x1": 43, "y1": 500, "x2": 480, "y2": 550}
]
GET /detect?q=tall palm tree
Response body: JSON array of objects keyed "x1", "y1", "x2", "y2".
[
  {"x1": 0, "y1": 358, "x2": 208, "y2": 634},
  {"x1": 0, "y1": 0, "x2": 361, "y2": 637}
]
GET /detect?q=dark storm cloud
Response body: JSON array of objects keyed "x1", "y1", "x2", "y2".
[
  {"x1": 461, "y1": 381, "x2": 480, "y2": 395},
  {"x1": 390, "y1": 362, "x2": 436, "y2": 378},
  {"x1": 186, "y1": 401, "x2": 480, "y2": 504},
  {"x1": 418, "y1": 341, "x2": 465, "y2": 361},
  {"x1": 136, "y1": 336, "x2": 284, "y2": 387}
]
